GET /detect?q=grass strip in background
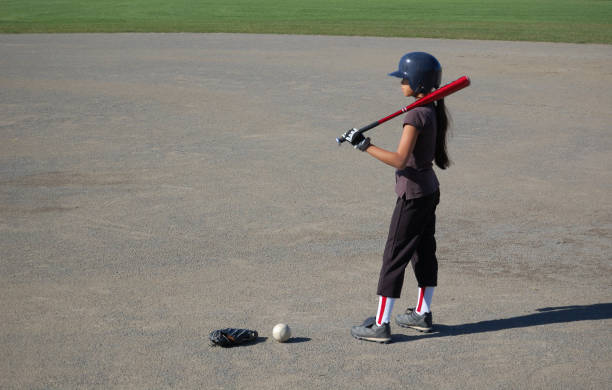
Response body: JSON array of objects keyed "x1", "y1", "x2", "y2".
[{"x1": 1, "y1": 0, "x2": 611, "y2": 43}]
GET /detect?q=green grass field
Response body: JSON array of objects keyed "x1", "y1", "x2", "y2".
[{"x1": 1, "y1": 0, "x2": 611, "y2": 43}]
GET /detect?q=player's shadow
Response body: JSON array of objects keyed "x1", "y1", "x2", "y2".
[{"x1": 392, "y1": 303, "x2": 612, "y2": 343}]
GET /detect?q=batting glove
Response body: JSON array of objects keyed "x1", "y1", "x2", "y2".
[
  {"x1": 342, "y1": 128, "x2": 365, "y2": 146},
  {"x1": 354, "y1": 137, "x2": 371, "y2": 151}
]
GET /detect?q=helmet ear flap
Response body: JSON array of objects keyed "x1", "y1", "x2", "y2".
[
  {"x1": 403, "y1": 77, "x2": 417, "y2": 93},
  {"x1": 400, "y1": 76, "x2": 423, "y2": 95},
  {"x1": 413, "y1": 82, "x2": 425, "y2": 95}
]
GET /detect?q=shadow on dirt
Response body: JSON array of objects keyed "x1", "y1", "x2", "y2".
[
  {"x1": 286, "y1": 337, "x2": 312, "y2": 344},
  {"x1": 236, "y1": 336, "x2": 269, "y2": 348},
  {"x1": 392, "y1": 303, "x2": 612, "y2": 342}
]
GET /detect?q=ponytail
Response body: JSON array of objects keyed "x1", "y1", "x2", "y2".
[{"x1": 434, "y1": 98, "x2": 451, "y2": 169}]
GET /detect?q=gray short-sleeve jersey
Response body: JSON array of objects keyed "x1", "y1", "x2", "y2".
[{"x1": 395, "y1": 104, "x2": 440, "y2": 199}]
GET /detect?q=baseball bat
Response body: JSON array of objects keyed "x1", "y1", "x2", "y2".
[{"x1": 336, "y1": 75, "x2": 470, "y2": 144}]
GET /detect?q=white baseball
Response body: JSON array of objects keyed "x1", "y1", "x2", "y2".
[{"x1": 272, "y1": 323, "x2": 291, "y2": 342}]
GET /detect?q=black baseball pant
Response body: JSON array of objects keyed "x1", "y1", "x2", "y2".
[{"x1": 377, "y1": 190, "x2": 440, "y2": 298}]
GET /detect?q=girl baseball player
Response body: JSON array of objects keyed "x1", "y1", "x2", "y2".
[{"x1": 343, "y1": 52, "x2": 450, "y2": 343}]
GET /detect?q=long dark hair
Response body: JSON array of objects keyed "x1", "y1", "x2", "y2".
[{"x1": 434, "y1": 98, "x2": 451, "y2": 169}]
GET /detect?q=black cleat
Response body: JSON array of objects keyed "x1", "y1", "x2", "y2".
[
  {"x1": 351, "y1": 317, "x2": 392, "y2": 343},
  {"x1": 396, "y1": 308, "x2": 433, "y2": 332}
]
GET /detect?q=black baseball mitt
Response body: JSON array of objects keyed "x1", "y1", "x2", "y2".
[{"x1": 209, "y1": 328, "x2": 258, "y2": 347}]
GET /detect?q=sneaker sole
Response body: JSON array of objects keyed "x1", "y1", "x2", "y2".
[
  {"x1": 352, "y1": 335, "x2": 391, "y2": 343},
  {"x1": 396, "y1": 322, "x2": 433, "y2": 332}
]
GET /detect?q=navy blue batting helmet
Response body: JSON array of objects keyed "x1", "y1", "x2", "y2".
[{"x1": 389, "y1": 52, "x2": 442, "y2": 94}]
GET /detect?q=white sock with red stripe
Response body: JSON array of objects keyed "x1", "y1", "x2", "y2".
[
  {"x1": 375, "y1": 296, "x2": 395, "y2": 326},
  {"x1": 415, "y1": 286, "x2": 434, "y2": 315}
]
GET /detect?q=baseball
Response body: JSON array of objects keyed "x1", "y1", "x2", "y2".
[{"x1": 272, "y1": 323, "x2": 291, "y2": 342}]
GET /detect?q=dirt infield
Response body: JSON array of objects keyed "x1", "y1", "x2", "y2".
[{"x1": 1, "y1": 34, "x2": 610, "y2": 389}]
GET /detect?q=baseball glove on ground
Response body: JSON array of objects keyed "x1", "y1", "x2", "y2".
[{"x1": 209, "y1": 328, "x2": 258, "y2": 347}]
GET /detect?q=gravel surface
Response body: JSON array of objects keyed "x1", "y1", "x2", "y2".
[{"x1": 1, "y1": 33, "x2": 611, "y2": 389}]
